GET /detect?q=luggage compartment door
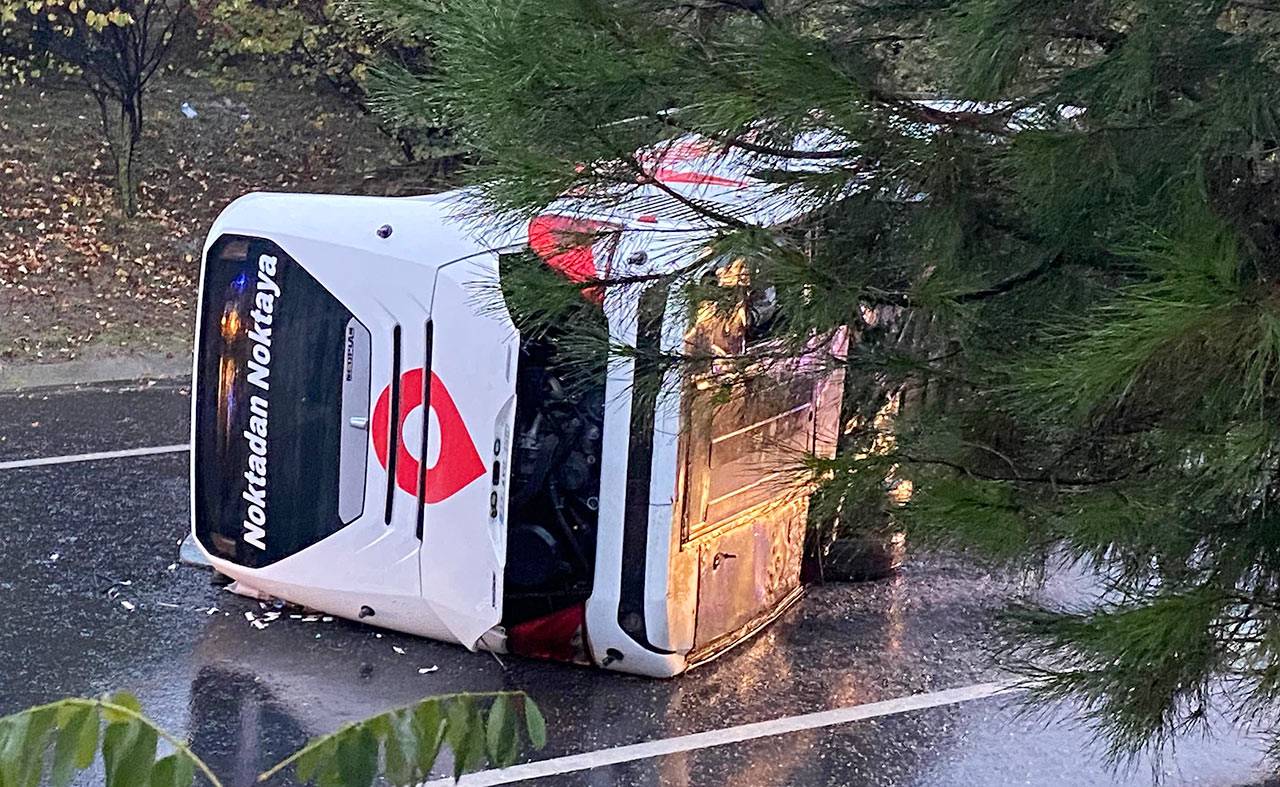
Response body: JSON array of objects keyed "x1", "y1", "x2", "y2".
[
  {"x1": 675, "y1": 263, "x2": 829, "y2": 654},
  {"x1": 417, "y1": 255, "x2": 519, "y2": 648},
  {"x1": 683, "y1": 369, "x2": 815, "y2": 650}
]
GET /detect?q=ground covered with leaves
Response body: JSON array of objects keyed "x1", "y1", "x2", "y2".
[{"x1": 0, "y1": 70, "x2": 419, "y2": 364}]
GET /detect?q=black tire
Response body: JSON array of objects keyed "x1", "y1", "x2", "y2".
[{"x1": 822, "y1": 533, "x2": 906, "y2": 582}]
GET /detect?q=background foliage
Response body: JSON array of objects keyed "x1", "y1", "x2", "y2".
[
  {"x1": 0, "y1": 0, "x2": 192, "y2": 215},
  {"x1": 359, "y1": 0, "x2": 1280, "y2": 762},
  {"x1": 205, "y1": 0, "x2": 452, "y2": 160}
]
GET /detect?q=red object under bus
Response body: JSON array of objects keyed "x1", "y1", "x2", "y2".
[{"x1": 507, "y1": 603, "x2": 588, "y2": 663}]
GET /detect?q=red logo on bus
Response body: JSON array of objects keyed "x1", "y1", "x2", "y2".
[{"x1": 371, "y1": 368, "x2": 485, "y2": 503}]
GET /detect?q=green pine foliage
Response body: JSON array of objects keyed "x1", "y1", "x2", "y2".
[
  {"x1": 357, "y1": 0, "x2": 1280, "y2": 764},
  {"x1": 0, "y1": 690, "x2": 544, "y2": 785}
]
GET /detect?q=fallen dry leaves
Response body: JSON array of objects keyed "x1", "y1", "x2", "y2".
[{"x1": 0, "y1": 70, "x2": 406, "y2": 363}]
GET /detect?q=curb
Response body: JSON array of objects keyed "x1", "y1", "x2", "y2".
[{"x1": 0, "y1": 353, "x2": 192, "y2": 392}]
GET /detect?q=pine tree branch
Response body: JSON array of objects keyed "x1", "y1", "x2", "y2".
[
  {"x1": 952, "y1": 253, "x2": 1060, "y2": 303},
  {"x1": 1047, "y1": 24, "x2": 1125, "y2": 52},
  {"x1": 617, "y1": 152, "x2": 757, "y2": 229},
  {"x1": 842, "y1": 32, "x2": 929, "y2": 44},
  {"x1": 649, "y1": 113, "x2": 861, "y2": 160},
  {"x1": 902, "y1": 454, "x2": 1153, "y2": 488},
  {"x1": 855, "y1": 253, "x2": 1059, "y2": 309},
  {"x1": 870, "y1": 92, "x2": 1020, "y2": 137}
]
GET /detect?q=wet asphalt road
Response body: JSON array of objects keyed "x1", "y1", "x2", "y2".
[{"x1": 0, "y1": 379, "x2": 1274, "y2": 786}]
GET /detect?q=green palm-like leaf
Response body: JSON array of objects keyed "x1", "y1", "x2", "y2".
[
  {"x1": 523, "y1": 698, "x2": 547, "y2": 751},
  {"x1": 0, "y1": 697, "x2": 220, "y2": 787},
  {"x1": 149, "y1": 753, "x2": 195, "y2": 787},
  {"x1": 260, "y1": 691, "x2": 541, "y2": 785},
  {"x1": 484, "y1": 694, "x2": 518, "y2": 767},
  {"x1": 50, "y1": 704, "x2": 99, "y2": 787},
  {"x1": 0, "y1": 691, "x2": 546, "y2": 787},
  {"x1": 102, "y1": 719, "x2": 159, "y2": 787}
]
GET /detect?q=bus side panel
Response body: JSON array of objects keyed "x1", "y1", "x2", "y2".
[
  {"x1": 689, "y1": 503, "x2": 807, "y2": 651},
  {"x1": 678, "y1": 294, "x2": 847, "y2": 659}
]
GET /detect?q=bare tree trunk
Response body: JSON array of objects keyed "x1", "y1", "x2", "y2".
[
  {"x1": 50, "y1": 0, "x2": 185, "y2": 219},
  {"x1": 101, "y1": 98, "x2": 142, "y2": 217},
  {"x1": 89, "y1": 78, "x2": 145, "y2": 218},
  {"x1": 114, "y1": 133, "x2": 139, "y2": 217}
]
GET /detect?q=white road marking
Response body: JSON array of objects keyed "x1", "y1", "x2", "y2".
[
  {"x1": 0, "y1": 444, "x2": 190, "y2": 471},
  {"x1": 430, "y1": 680, "x2": 1023, "y2": 786}
]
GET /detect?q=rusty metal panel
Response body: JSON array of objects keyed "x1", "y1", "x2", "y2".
[
  {"x1": 680, "y1": 369, "x2": 823, "y2": 542},
  {"x1": 673, "y1": 267, "x2": 846, "y2": 657},
  {"x1": 691, "y1": 500, "x2": 807, "y2": 651},
  {"x1": 703, "y1": 386, "x2": 814, "y2": 529}
]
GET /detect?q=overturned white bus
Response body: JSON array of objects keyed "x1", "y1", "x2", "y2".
[{"x1": 190, "y1": 141, "x2": 847, "y2": 677}]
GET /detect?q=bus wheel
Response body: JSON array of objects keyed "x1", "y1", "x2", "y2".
[{"x1": 821, "y1": 531, "x2": 906, "y2": 582}]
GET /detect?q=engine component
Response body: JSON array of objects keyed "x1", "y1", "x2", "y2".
[
  {"x1": 506, "y1": 523, "x2": 568, "y2": 589},
  {"x1": 503, "y1": 333, "x2": 606, "y2": 622}
]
